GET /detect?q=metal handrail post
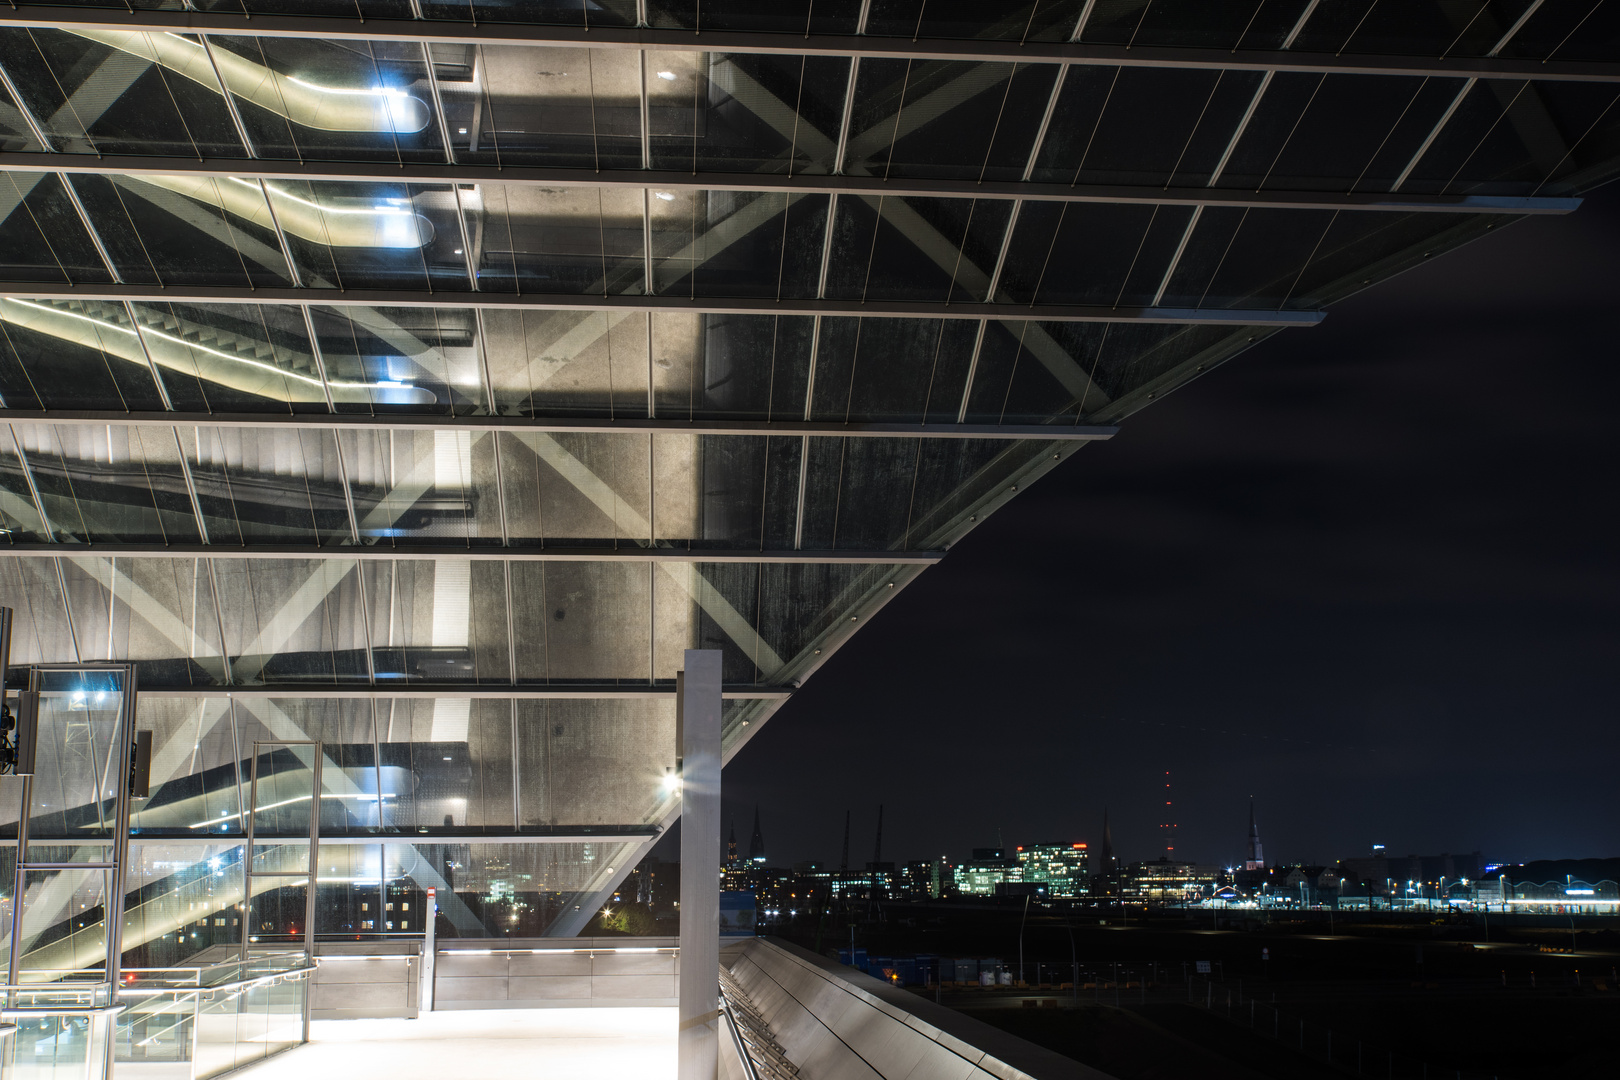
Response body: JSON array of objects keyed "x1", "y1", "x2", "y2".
[{"x1": 303, "y1": 748, "x2": 321, "y2": 1042}]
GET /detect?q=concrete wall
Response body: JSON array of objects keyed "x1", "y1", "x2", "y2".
[
  {"x1": 311, "y1": 941, "x2": 421, "y2": 1020},
  {"x1": 725, "y1": 938, "x2": 1115, "y2": 1080},
  {"x1": 434, "y1": 937, "x2": 679, "y2": 1009}
]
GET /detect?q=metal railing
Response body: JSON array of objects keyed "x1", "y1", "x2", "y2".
[{"x1": 719, "y1": 967, "x2": 798, "y2": 1080}]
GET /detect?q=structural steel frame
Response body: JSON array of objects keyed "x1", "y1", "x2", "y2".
[
  {"x1": 0, "y1": 410, "x2": 1118, "y2": 442},
  {"x1": 139, "y1": 683, "x2": 793, "y2": 699},
  {"x1": 8, "y1": 9, "x2": 1620, "y2": 84},
  {"x1": 0, "y1": 284, "x2": 1322, "y2": 326},
  {"x1": 0, "y1": 543, "x2": 943, "y2": 564},
  {"x1": 0, "y1": 154, "x2": 1578, "y2": 215}
]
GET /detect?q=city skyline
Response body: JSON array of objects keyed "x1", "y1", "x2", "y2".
[{"x1": 717, "y1": 179, "x2": 1620, "y2": 871}]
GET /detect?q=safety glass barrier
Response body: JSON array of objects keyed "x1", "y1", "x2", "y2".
[
  {"x1": 114, "y1": 965, "x2": 313, "y2": 1080},
  {"x1": 0, "y1": 1005, "x2": 118, "y2": 1080}
]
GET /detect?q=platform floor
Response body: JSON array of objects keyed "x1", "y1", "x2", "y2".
[{"x1": 233, "y1": 1008, "x2": 677, "y2": 1080}]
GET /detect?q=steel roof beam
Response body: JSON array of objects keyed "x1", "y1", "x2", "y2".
[
  {"x1": 0, "y1": 409, "x2": 1118, "y2": 442},
  {"x1": 140, "y1": 683, "x2": 791, "y2": 700},
  {"x1": 0, "y1": 542, "x2": 942, "y2": 564},
  {"x1": 0, "y1": 283, "x2": 1320, "y2": 326},
  {"x1": 8, "y1": 10, "x2": 1620, "y2": 84},
  {"x1": 0, "y1": 153, "x2": 1578, "y2": 214}
]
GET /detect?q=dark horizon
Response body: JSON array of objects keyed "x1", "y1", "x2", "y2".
[{"x1": 696, "y1": 182, "x2": 1620, "y2": 873}]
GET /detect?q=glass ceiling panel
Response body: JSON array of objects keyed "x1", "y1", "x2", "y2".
[
  {"x1": 1398, "y1": 77, "x2": 1620, "y2": 198},
  {"x1": 81, "y1": 172, "x2": 295, "y2": 288},
  {"x1": 444, "y1": 44, "x2": 640, "y2": 171},
  {"x1": 1079, "y1": 0, "x2": 1302, "y2": 50},
  {"x1": 186, "y1": 424, "x2": 352, "y2": 546},
  {"x1": 135, "y1": 301, "x2": 329, "y2": 413},
  {"x1": 807, "y1": 316, "x2": 976, "y2": 424},
  {"x1": 210, "y1": 558, "x2": 370, "y2": 684},
  {"x1": 823, "y1": 195, "x2": 1012, "y2": 304},
  {"x1": 508, "y1": 560, "x2": 653, "y2": 682},
  {"x1": 688, "y1": 53, "x2": 850, "y2": 175},
  {"x1": 516, "y1": 698, "x2": 672, "y2": 828},
  {"x1": 8, "y1": 422, "x2": 200, "y2": 544},
  {"x1": 865, "y1": 1, "x2": 1085, "y2": 43},
  {"x1": 481, "y1": 308, "x2": 648, "y2": 418},
  {"x1": 0, "y1": 76, "x2": 47, "y2": 153},
  {"x1": 1, "y1": 27, "x2": 245, "y2": 156},
  {"x1": 842, "y1": 59, "x2": 1056, "y2": 182},
  {"x1": 363, "y1": 560, "x2": 512, "y2": 684},
  {"x1": 205, "y1": 34, "x2": 445, "y2": 162},
  {"x1": 0, "y1": 172, "x2": 113, "y2": 285},
  {"x1": 648, "y1": 189, "x2": 821, "y2": 299},
  {"x1": 495, "y1": 430, "x2": 655, "y2": 547},
  {"x1": 649, "y1": 0, "x2": 862, "y2": 34},
  {"x1": 336, "y1": 427, "x2": 502, "y2": 545},
  {"x1": 472, "y1": 182, "x2": 644, "y2": 295},
  {"x1": 0, "y1": 298, "x2": 165, "y2": 410},
  {"x1": 312, "y1": 304, "x2": 483, "y2": 415}
]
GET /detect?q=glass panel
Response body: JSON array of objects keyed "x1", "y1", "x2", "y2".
[
  {"x1": 368, "y1": 699, "x2": 514, "y2": 829},
  {"x1": 245, "y1": 876, "x2": 308, "y2": 947},
  {"x1": 267, "y1": 179, "x2": 466, "y2": 292},
  {"x1": 1080, "y1": 0, "x2": 1295, "y2": 50},
  {"x1": 7, "y1": 27, "x2": 246, "y2": 157},
  {"x1": 470, "y1": 183, "x2": 644, "y2": 295},
  {"x1": 207, "y1": 35, "x2": 445, "y2": 163},
  {"x1": 361, "y1": 561, "x2": 510, "y2": 686},
  {"x1": 313, "y1": 304, "x2": 481, "y2": 415},
  {"x1": 481, "y1": 308, "x2": 649, "y2": 419},
  {"x1": 26, "y1": 669, "x2": 128, "y2": 845},
  {"x1": 496, "y1": 432, "x2": 652, "y2": 546},
  {"x1": 79, "y1": 172, "x2": 293, "y2": 289},
  {"x1": 130, "y1": 700, "x2": 240, "y2": 836},
  {"x1": 120, "y1": 841, "x2": 245, "y2": 970},
  {"x1": 445, "y1": 45, "x2": 640, "y2": 170},
  {"x1": 0, "y1": 172, "x2": 113, "y2": 285},
  {"x1": 823, "y1": 196, "x2": 1012, "y2": 304},
  {"x1": 2, "y1": 1009, "x2": 114, "y2": 1080},
  {"x1": 131, "y1": 302, "x2": 328, "y2": 414},
  {"x1": 186, "y1": 426, "x2": 351, "y2": 547},
  {"x1": 384, "y1": 840, "x2": 645, "y2": 938},
  {"x1": 246, "y1": 742, "x2": 317, "y2": 840},
  {"x1": 508, "y1": 562, "x2": 652, "y2": 682},
  {"x1": 15, "y1": 865, "x2": 112, "y2": 982},
  {"x1": 515, "y1": 699, "x2": 674, "y2": 828},
  {"x1": 842, "y1": 61, "x2": 1056, "y2": 182},
  {"x1": 4, "y1": 423, "x2": 200, "y2": 545},
  {"x1": 650, "y1": 190, "x2": 819, "y2": 299},
  {"x1": 209, "y1": 560, "x2": 368, "y2": 686},
  {"x1": 336, "y1": 427, "x2": 503, "y2": 545}
]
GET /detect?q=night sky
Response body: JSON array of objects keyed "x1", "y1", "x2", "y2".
[{"x1": 713, "y1": 182, "x2": 1620, "y2": 873}]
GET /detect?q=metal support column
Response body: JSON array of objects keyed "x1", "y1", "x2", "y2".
[{"x1": 677, "y1": 649, "x2": 722, "y2": 1080}]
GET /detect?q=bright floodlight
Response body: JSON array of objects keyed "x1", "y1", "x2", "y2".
[
  {"x1": 662, "y1": 767, "x2": 680, "y2": 792},
  {"x1": 657, "y1": 71, "x2": 677, "y2": 81}
]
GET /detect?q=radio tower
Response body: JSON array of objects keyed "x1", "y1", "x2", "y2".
[{"x1": 1160, "y1": 771, "x2": 1177, "y2": 859}]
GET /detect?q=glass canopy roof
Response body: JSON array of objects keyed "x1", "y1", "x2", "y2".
[{"x1": 2, "y1": 0, "x2": 1619, "y2": 938}]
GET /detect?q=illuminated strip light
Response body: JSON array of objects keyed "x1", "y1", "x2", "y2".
[
  {"x1": 3, "y1": 299, "x2": 412, "y2": 393},
  {"x1": 441, "y1": 947, "x2": 677, "y2": 956},
  {"x1": 225, "y1": 176, "x2": 415, "y2": 217},
  {"x1": 184, "y1": 791, "x2": 393, "y2": 829},
  {"x1": 1501, "y1": 897, "x2": 1618, "y2": 905}
]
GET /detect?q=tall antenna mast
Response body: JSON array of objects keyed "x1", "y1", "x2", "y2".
[{"x1": 1161, "y1": 770, "x2": 1176, "y2": 859}]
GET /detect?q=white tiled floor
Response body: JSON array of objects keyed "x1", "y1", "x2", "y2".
[{"x1": 231, "y1": 1008, "x2": 677, "y2": 1080}]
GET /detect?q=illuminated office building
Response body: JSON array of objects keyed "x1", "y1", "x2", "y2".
[{"x1": 1016, "y1": 843, "x2": 1090, "y2": 899}]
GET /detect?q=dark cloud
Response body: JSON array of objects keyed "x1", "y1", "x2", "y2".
[{"x1": 721, "y1": 184, "x2": 1620, "y2": 872}]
